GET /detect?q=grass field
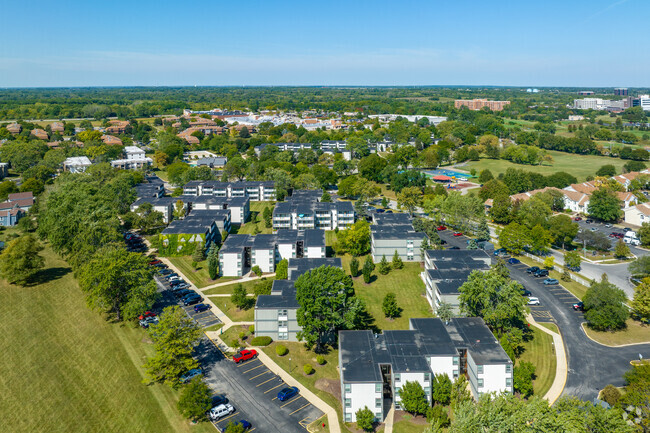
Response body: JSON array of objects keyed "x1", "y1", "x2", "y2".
[
  {"x1": 464, "y1": 150, "x2": 628, "y2": 182},
  {"x1": 233, "y1": 202, "x2": 275, "y2": 235},
  {"x1": 202, "y1": 277, "x2": 272, "y2": 295},
  {"x1": 167, "y1": 256, "x2": 216, "y2": 288},
  {"x1": 582, "y1": 319, "x2": 650, "y2": 346},
  {"x1": 208, "y1": 296, "x2": 254, "y2": 322},
  {"x1": 518, "y1": 326, "x2": 557, "y2": 397},
  {"x1": 0, "y1": 245, "x2": 213, "y2": 433}
]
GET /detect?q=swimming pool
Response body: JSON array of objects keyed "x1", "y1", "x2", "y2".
[{"x1": 423, "y1": 169, "x2": 474, "y2": 179}]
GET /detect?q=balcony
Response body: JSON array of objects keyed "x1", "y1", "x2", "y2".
[{"x1": 278, "y1": 315, "x2": 288, "y2": 321}]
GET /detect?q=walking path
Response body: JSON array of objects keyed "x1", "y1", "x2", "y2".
[
  {"x1": 383, "y1": 405, "x2": 395, "y2": 433},
  {"x1": 199, "y1": 273, "x2": 276, "y2": 291},
  {"x1": 526, "y1": 314, "x2": 567, "y2": 405}
]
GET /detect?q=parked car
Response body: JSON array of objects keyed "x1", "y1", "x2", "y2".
[
  {"x1": 194, "y1": 303, "x2": 210, "y2": 313},
  {"x1": 436, "y1": 225, "x2": 447, "y2": 231},
  {"x1": 375, "y1": 208, "x2": 385, "y2": 213},
  {"x1": 159, "y1": 269, "x2": 173, "y2": 275},
  {"x1": 385, "y1": 210, "x2": 393, "y2": 214},
  {"x1": 526, "y1": 266, "x2": 540, "y2": 274},
  {"x1": 507, "y1": 258, "x2": 520, "y2": 265},
  {"x1": 170, "y1": 279, "x2": 186, "y2": 286},
  {"x1": 172, "y1": 283, "x2": 191, "y2": 291},
  {"x1": 521, "y1": 289, "x2": 532, "y2": 297},
  {"x1": 586, "y1": 219, "x2": 593, "y2": 224},
  {"x1": 453, "y1": 232, "x2": 463, "y2": 237},
  {"x1": 534, "y1": 269, "x2": 549, "y2": 278},
  {"x1": 220, "y1": 420, "x2": 251, "y2": 432},
  {"x1": 139, "y1": 316, "x2": 159, "y2": 328},
  {"x1": 183, "y1": 294, "x2": 203, "y2": 306},
  {"x1": 213, "y1": 395, "x2": 229, "y2": 406},
  {"x1": 624, "y1": 227, "x2": 631, "y2": 232},
  {"x1": 174, "y1": 289, "x2": 194, "y2": 299},
  {"x1": 605, "y1": 223, "x2": 612, "y2": 228},
  {"x1": 573, "y1": 217, "x2": 582, "y2": 221},
  {"x1": 447, "y1": 246, "x2": 460, "y2": 250},
  {"x1": 494, "y1": 248, "x2": 507, "y2": 256},
  {"x1": 572, "y1": 302, "x2": 584, "y2": 311},
  {"x1": 567, "y1": 265, "x2": 581, "y2": 272},
  {"x1": 209, "y1": 403, "x2": 235, "y2": 420},
  {"x1": 138, "y1": 311, "x2": 157, "y2": 320},
  {"x1": 277, "y1": 386, "x2": 299, "y2": 401},
  {"x1": 543, "y1": 278, "x2": 559, "y2": 285},
  {"x1": 590, "y1": 227, "x2": 598, "y2": 232},
  {"x1": 527, "y1": 297, "x2": 540, "y2": 305},
  {"x1": 233, "y1": 349, "x2": 258, "y2": 364},
  {"x1": 180, "y1": 368, "x2": 203, "y2": 384},
  {"x1": 148, "y1": 260, "x2": 162, "y2": 266}
]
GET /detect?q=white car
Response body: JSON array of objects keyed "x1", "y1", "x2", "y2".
[
  {"x1": 209, "y1": 403, "x2": 235, "y2": 420},
  {"x1": 527, "y1": 297, "x2": 540, "y2": 306}
]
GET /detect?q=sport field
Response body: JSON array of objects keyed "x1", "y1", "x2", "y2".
[
  {"x1": 464, "y1": 150, "x2": 628, "y2": 182},
  {"x1": 582, "y1": 319, "x2": 650, "y2": 346},
  {"x1": 0, "y1": 245, "x2": 213, "y2": 433},
  {"x1": 518, "y1": 326, "x2": 557, "y2": 397}
]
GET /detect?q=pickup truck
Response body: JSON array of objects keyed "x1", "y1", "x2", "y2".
[{"x1": 233, "y1": 349, "x2": 258, "y2": 364}]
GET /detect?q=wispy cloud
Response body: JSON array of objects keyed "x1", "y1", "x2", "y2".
[{"x1": 582, "y1": 0, "x2": 630, "y2": 22}]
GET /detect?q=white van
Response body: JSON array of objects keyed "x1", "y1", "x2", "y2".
[
  {"x1": 624, "y1": 231, "x2": 640, "y2": 246},
  {"x1": 209, "y1": 403, "x2": 235, "y2": 420}
]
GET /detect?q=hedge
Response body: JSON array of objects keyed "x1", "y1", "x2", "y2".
[
  {"x1": 276, "y1": 345, "x2": 288, "y2": 356},
  {"x1": 250, "y1": 336, "x2": 272, "y2": 346}
]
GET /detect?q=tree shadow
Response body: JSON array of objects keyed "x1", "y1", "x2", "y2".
[{"x1": 26, "y1": 266, "x2": 72, "y2": 286}]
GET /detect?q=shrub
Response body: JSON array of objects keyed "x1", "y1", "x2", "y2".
[
  {"x1": 276, "y1": 345, "x2": 288, "y2": 356},
  {"x1": 600, "y1": 384, "x2": 622, "y2": 406},
  {"x1": 229, "y1": 338, "x2": 240, "y2": 348},
  {"x1": 561, "y1": 269, "x2": 571, "y2": 282},
  {"x1": 316, "y1": 355, "x2": 326, "y2": 365},
  {"x1": 248, "y1": 325, "x2": 255, "y2": 334},
  {"x1": 250, "y1": 336, "x2": 272, "y2": 346},
  {"x1": 349, "y1": 257, "x2": 359, "y2": 277},
  {"x1": 238, "y1": 331, "x2": 246, "y2": 340},
  {"x1": 355, "y1": 406, "x2": 375, "y2": 431},
  {"x1": 426, "y1": 405, "x2": 450, "y2": 427},
  {"x1": 303, "y1": 364, "x2": 314, "y2": 375},
  {"x1": 251, "y1": 265, "x2": 262, "y2": 276}
]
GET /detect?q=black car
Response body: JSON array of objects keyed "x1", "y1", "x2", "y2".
[
  {"x1": 526, "y1": 266, "x2": 540, "y2": 274},
  {"x1": 521, "y1": 289, "x2": 532, "y2": 297},
  {"x1": 448, "y1": 246, "x2": 460, "y2": 250},
  {"x1": 170, "y1": 279, "x2": 186, "y2": 286},
  {"x1": 534, "y1": 269, "x2": 549, "y2": 278},
  {"x1": 174, "y1": 289, "x2": 194, "y2": 299},
  {"x1": 183, "y1": 294, "x2": 203, "y2": 306}
]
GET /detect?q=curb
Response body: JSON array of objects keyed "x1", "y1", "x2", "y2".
[
  {"x1": 526, "y1": 314, "x2": 567, "y2": 405},
  {"x1": 579, "y1": 322, "x2": 650, "y2": 348}
]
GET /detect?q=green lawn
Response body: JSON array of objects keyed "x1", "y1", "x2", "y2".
[
  {"x1": 167, "y1": 256, "x2": 216, "y2": 288},
  {"x1": 208, "y1": 297, "x2": 255, "y2": 322},
  {"x1": 464, "y1": 150, "x2": 629, "y2": 182},
  {"x1": 202, "y1": 277, "x2": 273, "y2": 295},
  {"x1": 0, "y1": 246, "x2": 214, "y2": 433},
  {"x1": 392, "y1": 418, "x2": 429, "y2": 433},
  {"x1": 518, "y1": 326, "x2": 557, "y2": 397},
  {"x1": 233, "y1": 202, "x2": 275, "y2": 235},
  {"x1": 221, "y1": 324, "x2": 253, "y2": 347},
  {"x1": 583, "y1": 319, "x2": 650, "y2": 346}
]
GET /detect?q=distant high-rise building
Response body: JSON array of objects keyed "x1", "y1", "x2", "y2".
[
  {"x1": 454, "y1": 99, "x2": 511, "y2": 111},
  {"x1": 615, "y1": 88, "x2": 629, "y2": 96},
  {"x1": 578, "y1": 91, "x2": 594, "y2": 96},
  {"x1": 640, "y1": 95, "x2": 650, "y2": 112}
]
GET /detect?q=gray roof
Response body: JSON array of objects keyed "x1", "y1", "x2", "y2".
[
  {"x1": 446, "y1": 318, "x2": 512, "y2": 365},
  {"x1": 132, "y1": 196, "x2": 176, "y2": 207},
  {"x1": 287, "y1": 257, "x2": 342, "y2": 280},
  {"x1": 425, "y1": 249, "x2": 491, "y2": 262},
  {"x1": 371, "y1": 225, "x2": 426, "y2": 241},
  {"x1": 255, "y1": 280, "x2": 300, "y2": 309},
  {"x1": 373, "y1": 213, "x2": 412, "y2": 225},
  {"x1": 220, "y1": 234, "x2": 251, "y2": 253},
  {"x1": 339, "y1": 331, "x2": 386, "y2": 383}
]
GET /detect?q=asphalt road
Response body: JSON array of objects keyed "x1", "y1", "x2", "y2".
[{"x1": 438, "y1": 229, "x2": 650, "y2": 401}]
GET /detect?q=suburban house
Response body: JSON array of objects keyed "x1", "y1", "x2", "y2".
[
  {"x1": 370, "y1": 213, "x2": 427, "y2": 262},
  {"x1": 159, "y1": 209, "x2": 230, "y2": 253},
  {"x1": 0, "y1": 192, "x2": 35, "y2": 227},
  {"x1": 624, "y1": 202, "x2": 650, "y2": 227},
  {"x1": 105, "y1": 120, "x2": 129, "y2": 134},
  {"x1": 254, "y1": 257, "x2": 342, "y2": 341},
  {"x1": 272, "y1": 189, "x2": 355, "y2": 231},
  {"x1": 339, "y1": 317, "x2": 513, "y2": 423},
  {"x1": 111, "y1": 146, "x2": 152, "y2": 170},
  {"x1": 102, "y1": 135, "x2": 123, "y2": 146},
  {"x1": 183, "y1": 180, "x2": 276, "y2": 201},
  {"x1": 196, "y1": 157, "x2": 228, "y2": 168},
  {"x1": 30, "y1": 128, "x2": 49, "y2": 140},
  {"x1": 63, "y1": 156, "x2": 93, "y2": 173},
  {"x1": 422, "y1": 249, "x2": 492, "y2": 314},
  {"x1": 6, "y1": 123, "x2": 22, "y2": 134},
  {"x1": 50, "y1": 122, "x2": 64, "y2": 133},
  {"x1": 219, "y1": 229, "x2": 326, "y2": 277}
]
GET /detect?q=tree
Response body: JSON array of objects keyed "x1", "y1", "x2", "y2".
[
  {"x1": 619, "y1": 363, "x2": 650, "y2": 430},
  {"x1": 600, "y1": 384, "x2": 622, "y2": 407},
  {"x1": 263, "y1": 206, "x2": 273, "y2": 228},
  {"x1": 177, "y1": 377, "x2": 212, "y2": 421},
  {"x1": 629, "y1": 255, "x2": 650, "y2": 278},
  {"x1": 295, "y1": 266, "x2": 359, "y2": 352},
  {"x1": 631, "y1": 278, "x2": 650, "y2": 322},
  {"x1": 192, "y1": 241, "x2": 205, "y2": 264},
  {"x1": 549, "y1": 215, "x2": 579, "y2": 248},
  {"x1": 436, "y1": 301, "x2": 453, "y2": 324},
  {"x1": 0, "y1": 234, "x2": 44, "y2": 285},
  {"x1": 450, "y1": 376, "x2": 472, "y2": 410},
  {"x1": 529, "y1": 224, "x2": 552, "y2": 253},
  {"x1": 143, "y1": 306, "x2": 202, "y2": 387},
  {"x1": 276, "y1": 259, "x2": 288, "y2": 279},
  {"x1": 251, "y1": 265, "x2": 262, "y2": 276},
  {"x1": 355, "y1": 407, "x2": 375, "y2": 431},
  {"x1": 231, "y1": 284, "x2": 251, "y2": 310},
  {"x1": 362, "y1": 260, "x2": 373, "y2": 284},
  {"x1": 378, "y1": 255, "x2": 391, "y2": 275},
  {"x1": 476, "y1": 217, "x2": 490, "y2": 241},
  {"x1": 223, "y1": 422, "x2": 245, "y2": 433},
  {"x1": 583, "y1": 274, "x2": 629, "y2": 331},
  {"x1": 77, "y1": 246, "x2": 158, "y2": 321},
  {"x1": 207, "y1": 245, "x2": 219, "y2": 280},
  {"x1": 431, "y1": 373, "x2": 452, "y2": 406},
  {"x1": 399, "y1": 381, "x2": 429, "y2": 415},
  {"x1": 588, "y1": 188, "x2": 622, "y2": 222},
  {"x1": 382, "y1": 292, "x2": 400, "y2": 318},
  {"x1": 349, "y1": 257, "x2": 359, "y2": 277},
  {"x1": 489, "y1": 194, "x2": 513, "y2": 224},
  {"x1": 321, "y1": 191, "x2": 331, "y2": 202},
  {"x1": 614, "y1": 239, "x2": 631, "y2": 259},
  {"x1": 498, "y1": 222, "x2": 530, "y2": 255},
  {"x1": 478, "y1": 169, "x2": 494, "y2": 184},
  {"x1": 514, "y1": 361, "x2": 536, "y2": 398},
  {"x1": 543, "y1": 256, "x2": 555, "y2": 269},
  {"x1": 420, "y1": 237, "x2": 430, "y2": 261},
  {"x1": 392, "y1": 250, "x2": 403, "y2": 270},
  {"x1": 174, "y1": 200, "x2": 186, "y2": 219},
  {"x1": 337, "y1": 220, "x2": 371, "y2": 256},
  {"x1": 564, "y1": 250, "x2": 581, "y2": 269},
  {"x1": 397, "y1": 186, "x2": 422, "y2": 215},
  {"x1": 596, "y1": 164, "x2": 617, "y2": 177}
]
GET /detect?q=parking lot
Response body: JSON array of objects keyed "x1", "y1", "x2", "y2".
[{"x1": 154, "y1": 275, "x2": 222, "y2": 329}]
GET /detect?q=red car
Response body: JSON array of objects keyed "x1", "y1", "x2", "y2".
[
  {"x1": 453, "y1": 232, "x2": 463, "y2": 237},
  {"x1": 573, "y1": 217, "x2": 582, "y2": 221},
  {"x1": 149, "y1": 260, "x2": 162, "y2": 266},
  {"x1": 436, "y1": 226, "x2": 447, "y2": 231},
  {"x1": 138, "y1": 311, "x2": 157, "y2": 320},
  {"x1": 233, "y1": 349, "x2": 258, "y2": 364}
]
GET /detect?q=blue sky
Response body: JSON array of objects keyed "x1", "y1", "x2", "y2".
[{"x1": 0, "y1": 0, "x2": 646, "y2": 87}]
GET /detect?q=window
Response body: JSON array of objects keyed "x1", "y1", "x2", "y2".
[
  {"x1": 424, "y1": 373, "x2": 430, "y2": 381},
  {"x1": 375, "y1": 398, "x2": 381, "y2": 408},
  {"x1": 394, "y1": 373, "x2": 400, "y2": 382},
  {"x1": 345, "y1": 384, "x2": 351, "y2": 393},
  {"x1": 375, "y1": 413, "x2": 382, "y2": 420},
  {"x1": 478, "y1": 379, "x2": 484, "y2": 388},
  {"x1": 278, "y1": 332, "x2": 288, "y2": 340},
  {"x1": 453, "y1": 357, "x2": 459, "y2": 366},
  {"x1": 506, "y1": 364, "x2": 512, "y2": 373},
  {"x1": 345, "y1": 414, "x2": 352, "y2": 422},
  {"x1": 506, "y1": 378, "x2": 512, "y2": 387},
  {"x1": 453, "y1": 370, "x2": 459, "y2": 378},
  {"x1": 375, "y1": 383, "x2": 381, "y2": 393},
  {"x1": 345, "y1": 399, "x2": 351, "y2": 408},
  {"x1": 477, "y1": 365, "x2": 483, "y2": 374}
]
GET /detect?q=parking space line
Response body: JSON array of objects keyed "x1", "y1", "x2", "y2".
[
  {"x1": 290, "y1": 403, "x2": 312, "y2": 415},
  {"x1": 243, "y1": 364, "x2": 265, "y2": 374},
  {"x1": 256, "y1": 377, "x2": 277, "y2": 387},
  {"x1": 250, "y1": 370, "x2": 272, "y2": 380},
  {"x1": 265, "y1": 383, "x2": 286, "y2": 394},
  {"x1": 217, "y1": 412, "x2": 239, "y2": 423},
  {"x1": 282, "y1": 396, "x2": 305, "y2": 407},
  {"x1": 236, "y1": 360, "x2": 259, "y2": 368}
]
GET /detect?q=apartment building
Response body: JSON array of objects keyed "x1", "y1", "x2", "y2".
[
  {"x1": 255, "y1": 141, "x2": 352, "y2": 160},
  {"x1": 187, "y1": 195, "x2": 250, "y2": 224},
  {"x1": 339, "y1": 317, "x2": 512, "y2": 423},
  {"x1": 219, "y1": 229, "x2": 326, "y2": 277},
  {"x1": 63, "y1": 156, "x2": 93, "y2": 173},
  {"x1": 183, "y1": 180, "x2": 276, "y2": 201},
  {"x1": 130, "y1": 196, "x2": 177, "y2": 223},
  {"x1": 254, "y1": 257, "x2": 342, "y2": 341},
  {"x1": 422, "y1": 249, "x2": 491, "y2": 314},
  {"x1": 454, "y1": 99, "x2": 511, "y2": 111},
  {"x1": 159, "y1": 209, "x2": 230, "y2": 252},
  {"x1": 272, "y1": 189, "x2": 355, "y2": 231},
  {"x1": 370, "y1": 213, "x2": 427, "y2": 262},
  {"x1": 111, "y1": 146, "x2": 153, "y2": 170}
]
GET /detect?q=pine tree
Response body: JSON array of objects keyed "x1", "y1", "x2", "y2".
[
  {"x1": 349, "y1": 257, "x2": 359, "y2": 277},
  {"x1": 207, "y1": 245, "x2": 219, "y2": 280},
  {"x1": 476, "y1": 216, "x2": 490, "y2": 241},
  {"x1": 191, "y1": 241, "x2": 205, "y2": 264},
  {"x1": 420, "y1": 237, "x2": 430, "y2": 261},
  {"x1": 392, "y1": 250, "x2": 403, "y2": 269},
  {"x1": 382, "y1": 292, "x2": 400, "y2": 318},
  {"x1": 378, "y1": 255, "x2": 391, "y2": 275}
]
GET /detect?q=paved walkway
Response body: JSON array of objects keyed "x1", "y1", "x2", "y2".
[
  {"x1": 526, "y1": 314, "x2": 567, "y2": 405},
  {"x1": 199, "y1": 273, "x2": 276, "y2": 291},
  {"x1": 383, "y1": 405, "x2": 395, "y2": 433}
]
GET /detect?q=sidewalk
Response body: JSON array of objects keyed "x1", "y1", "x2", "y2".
[
  {"x1": 199, "y1": 273, "x2": 276, "y2": 291},
  {"x1": 526, "y1": 314, "x2": 567, "y2": 404}
]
